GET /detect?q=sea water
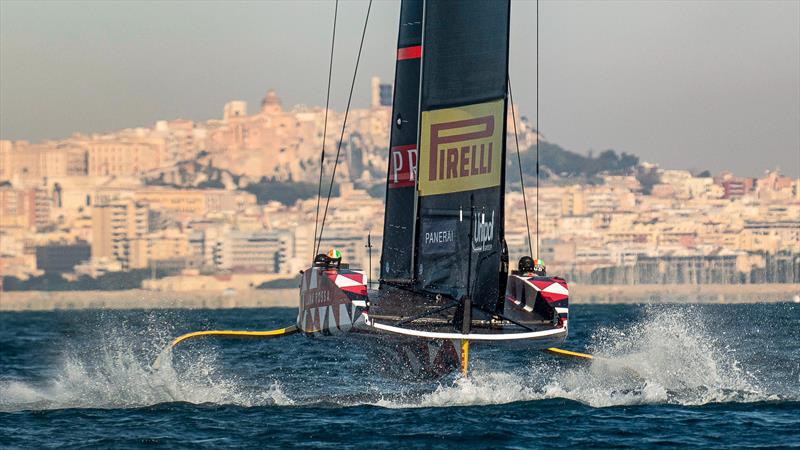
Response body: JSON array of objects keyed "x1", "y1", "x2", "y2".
[{"x1": 1, "y1": 303, "x2": 798, "y2": 448}]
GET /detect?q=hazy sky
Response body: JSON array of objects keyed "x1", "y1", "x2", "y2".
[{"x1": 1, "y1": 0, "x2": 798, "y2": 177}]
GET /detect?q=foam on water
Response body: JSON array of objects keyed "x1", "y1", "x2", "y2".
[
  {"x1": 377, "y1": 307, "x2": 782, "y2": 409},
  {"x1": 534, "y1": 306, "x2": 775, "y2": 407},
  {"x1": 0, "y1": 306, "x2": 790, "y2": 411},
  {"x1": 0, "y1": 317, "x2": 292, "y2": 412}
]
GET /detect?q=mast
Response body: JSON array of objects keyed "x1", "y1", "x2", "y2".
[
  {"x1": 379, "y1": 0, "x2": 424, "y2": 285},
  {"x1": 413, "y1": 0, "x2": 512, "y2": 310}
]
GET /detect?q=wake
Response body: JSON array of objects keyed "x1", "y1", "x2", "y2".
[
  {"x1": 344, "y1": 307, "x2": 789, "y2": 408},
  {"x1": 0, "y1": 316, "x2": 292, "y2": 412},
  {"x1": 0, "y1": 306, "x2": 792, "y2": 411}
]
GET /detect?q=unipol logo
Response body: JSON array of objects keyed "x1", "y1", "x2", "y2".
[
  {"x1": 472, "y1": 211, "x2": 494, "y2": 252},
  {"x1": 388, "y1": 144, "x2": 418, "y2": 189},
  {"x1": 419, "y1": 99, "x2": 504, "y2": 196}
]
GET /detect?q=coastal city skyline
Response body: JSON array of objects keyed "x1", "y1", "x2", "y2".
[
  {"x1": 1, "y1": 0, "x2": 798, "y2": 177},
  {"x1": 1, "y1": 86, "x2": 798, "y2": 291}
]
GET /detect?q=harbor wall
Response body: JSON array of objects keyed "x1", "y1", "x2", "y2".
[{"x1": 1, "y1": 284, "x2": 798, "y2": 312}]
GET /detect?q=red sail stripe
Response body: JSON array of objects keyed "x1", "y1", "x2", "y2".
[{"x1": 397, "y1": 45, "x2": 422, "y2": 60}]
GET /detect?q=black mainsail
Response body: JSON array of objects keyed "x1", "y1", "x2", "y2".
[
  {"x1": 414, "y1": 0, "x2": 510, "y2": 311},
  {"x1": 380, "y1": 0, "x2": 511, "y2": 325}
]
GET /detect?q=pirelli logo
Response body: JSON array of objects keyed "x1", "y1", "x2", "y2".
[{"x1": 418, "y1": 99, "x2": 504, "y2": 196}]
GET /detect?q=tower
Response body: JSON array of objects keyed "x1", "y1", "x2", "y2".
[
  {"x1": 371, "y1": 76, "x2": 381, "y2": 108},
  {"x1": 223, "y1": 101, "x2": 248, "y2": 120}
]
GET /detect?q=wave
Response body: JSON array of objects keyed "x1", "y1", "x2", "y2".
[
  {"x1": 544, "y1": 306, "x2": 777, "y2": 407},
  {"x1": 0, "y1": 306, "x2": 793, "y2": 412},
  {"x1": 0, "y1": 315, "x2": 292, "y2": 412},
  {"x1": 378, "y1": 307, "x2": 787, "y2": 408}
]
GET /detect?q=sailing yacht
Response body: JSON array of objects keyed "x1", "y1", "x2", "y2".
[{"x1": 297, "y1": 0, "x2": 569, "y2": 377}]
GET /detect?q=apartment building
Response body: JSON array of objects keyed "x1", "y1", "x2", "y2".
[{"x1": 91, "y1": 199, "x2": 149, "y2": 269}]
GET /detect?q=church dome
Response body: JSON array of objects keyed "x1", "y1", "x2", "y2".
[{"x1": 261, "y1": 90, "x2": 282, "y2": 111}]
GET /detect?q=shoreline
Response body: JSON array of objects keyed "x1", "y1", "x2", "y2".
[{"x1": 0, "y1": 284, "x2": 798, "y2": 312}]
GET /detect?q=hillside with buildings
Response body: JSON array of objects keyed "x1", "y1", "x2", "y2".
[{"x1": 1, "y1": 78, "x2": 799, "y2": 292}]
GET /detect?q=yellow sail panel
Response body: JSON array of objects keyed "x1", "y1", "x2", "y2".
[{"x1": 418, "y1": 99, "x2": 504, "y2": 196}]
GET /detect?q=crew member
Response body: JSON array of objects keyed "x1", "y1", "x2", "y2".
[
  {"x1": 533, "y1": 258, "x2": 546, "y2": 277},
  {"x1": 313, "y1": 253, "x2": 331, "y2": 267},
  {"x1": 516, "y1": 256, "x2": 535, "y2": 276},
  {"x1": 327, "y1": 248, "x2": 342, "y2": 268}
]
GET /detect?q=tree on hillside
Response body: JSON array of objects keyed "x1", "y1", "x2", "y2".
[
  {"x1": 244, "y1": 180, "x2": 339, "y2": 205},
  {"x1": 509, "y1": 141, "x2": 639, "y2": 180},
  {"x1": 636, "y1": 166, "x2": 661, "y2": 194}
]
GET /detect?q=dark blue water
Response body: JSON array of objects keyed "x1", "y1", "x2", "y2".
[{"x1": 1, "y1": 303, "x2": 798, "y2": 448}]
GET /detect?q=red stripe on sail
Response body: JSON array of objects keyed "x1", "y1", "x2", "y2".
[{"x1": 397, "y1": 45, "x2": 421, "y2": 60}]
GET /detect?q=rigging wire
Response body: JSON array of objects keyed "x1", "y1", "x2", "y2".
[
  {"x1": 312, "y1": 0, "x2": 339, "y2": 260},
  {"x1": 315, "y1": 0, "x2": 373, "y2": 256},
  {"x1": 509, "y1": 79, "x2": 533, "y2": 259},
  {"x1": 535, "y1": 0, "x2": 540, "y2": 258}
]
